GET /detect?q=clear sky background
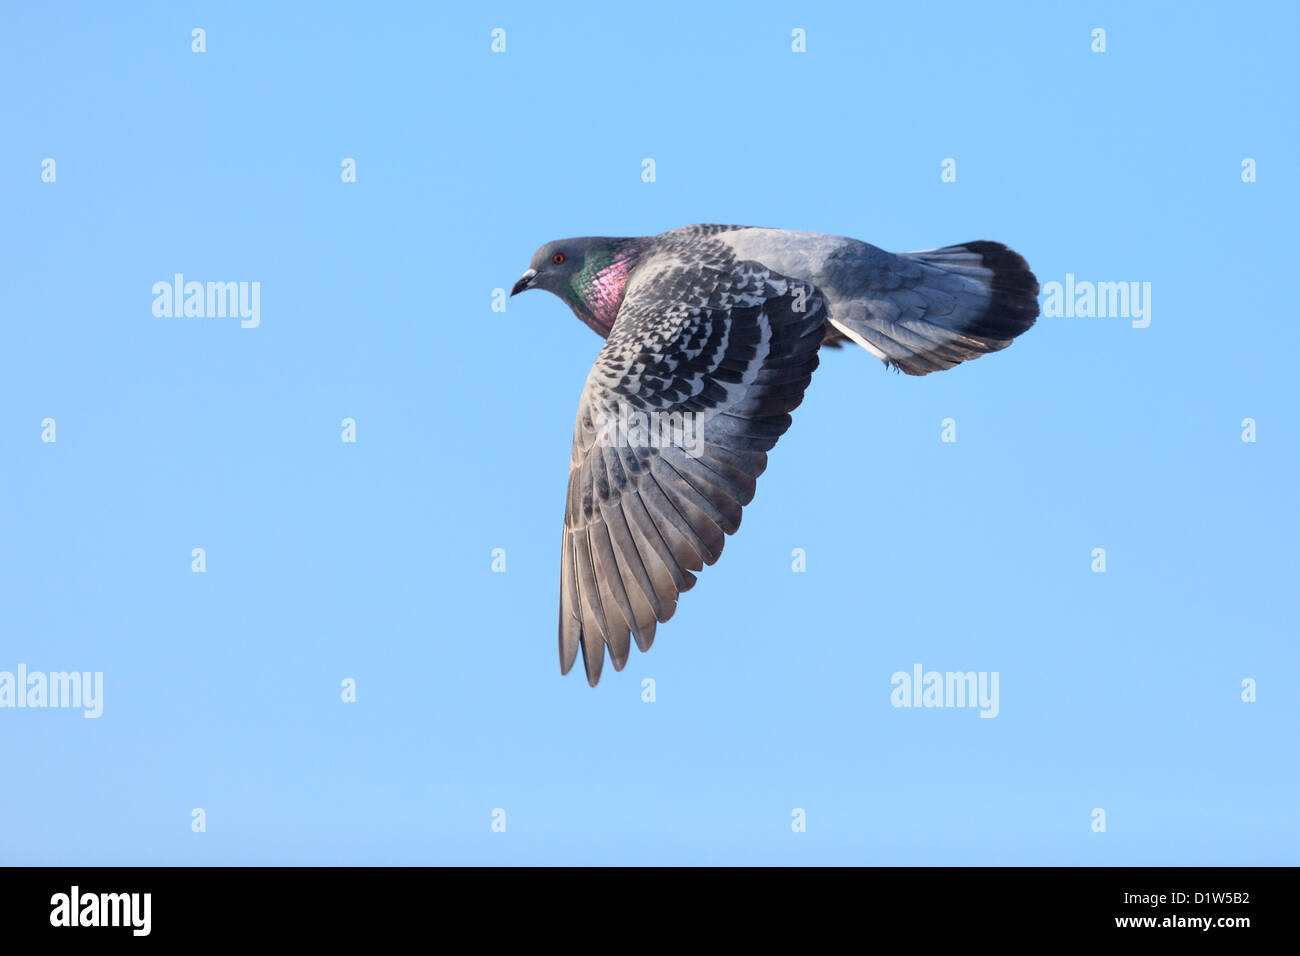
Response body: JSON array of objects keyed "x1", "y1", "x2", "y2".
[{"x1": 1, "y1": 1, "x2": 1296, "y2": 865}]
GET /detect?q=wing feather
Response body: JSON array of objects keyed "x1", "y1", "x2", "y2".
[{"x1": 558, "y1": 245, "x2": 826, "y2": 684}]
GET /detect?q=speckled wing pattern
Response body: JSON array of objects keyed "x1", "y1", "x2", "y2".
[{"x1": 559, "y1": 228, "x2": 826, "y2": 685}]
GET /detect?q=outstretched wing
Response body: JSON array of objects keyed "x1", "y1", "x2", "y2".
[{"x1": 560, "y1": 254, "x2": 826, "y2": 685}]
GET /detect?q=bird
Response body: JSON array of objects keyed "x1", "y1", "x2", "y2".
[{"x1": 510, "y1": 224, "x2": 1038, "y2": 686}]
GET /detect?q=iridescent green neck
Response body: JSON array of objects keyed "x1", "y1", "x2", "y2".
[{"x1": 566, "y1": 239, "x2": 649, "y2": 334}]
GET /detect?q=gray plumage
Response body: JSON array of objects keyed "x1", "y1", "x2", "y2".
[{"x1": 511, "y1": 224, "x2": 1038, "y2": 685}]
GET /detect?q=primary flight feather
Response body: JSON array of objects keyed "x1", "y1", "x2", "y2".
[{"x1": 510, "y1": 224, "x2": 1038, "y2": 686}]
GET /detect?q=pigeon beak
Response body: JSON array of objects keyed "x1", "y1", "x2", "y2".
[{"x1": 510, "y1": 269, "x2": 538, "y2": 296}]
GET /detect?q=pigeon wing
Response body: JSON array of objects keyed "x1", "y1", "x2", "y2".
[{"x1": 559, "y1": 255, "x2": 826, "y2": 685}]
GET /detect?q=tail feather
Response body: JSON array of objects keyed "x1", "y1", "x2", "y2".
[{"x1": 822, "y1": 240, "x2": 1039, "y2": 375}]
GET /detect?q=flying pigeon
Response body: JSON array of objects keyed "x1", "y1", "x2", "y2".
[{"x1": 511, "y1": 225, "x2": 1038, "y2": 685}]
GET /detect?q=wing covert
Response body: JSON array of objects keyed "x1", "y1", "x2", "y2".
[{"x1": 560, "y1": 256, "x2": 826, "y2": 685}]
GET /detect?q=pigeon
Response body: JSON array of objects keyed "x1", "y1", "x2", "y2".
[{"x1": 511, "y1": 224, "x2": 1038, "y2": 685}]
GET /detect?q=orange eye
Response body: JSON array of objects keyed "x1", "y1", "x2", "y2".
[{"x1": 552, "y1": 252, "x2": 565, "y2": 265}]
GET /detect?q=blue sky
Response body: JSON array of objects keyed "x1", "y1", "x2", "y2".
[{"x1": 1, "y1": 1, "x2": 1296, "y2": 865}]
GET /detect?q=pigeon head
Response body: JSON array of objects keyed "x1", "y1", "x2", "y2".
[{"x1": 511, "y1": 236, "x2": 649, "y2": 337}]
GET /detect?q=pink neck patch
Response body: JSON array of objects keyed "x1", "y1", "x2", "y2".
[{"x1": 582, "y1": 257, "x2": 636, "y2": 332}]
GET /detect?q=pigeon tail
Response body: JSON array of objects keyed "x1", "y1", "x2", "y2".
[{"x1": 825, "y1": 240, "x2": 1039, "y2": 375}]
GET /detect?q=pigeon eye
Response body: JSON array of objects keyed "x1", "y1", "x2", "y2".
[{"x1": 552, "y1": 253, "x2": 565, "y2": 265}]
